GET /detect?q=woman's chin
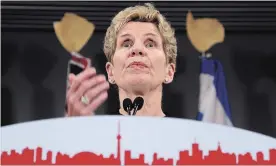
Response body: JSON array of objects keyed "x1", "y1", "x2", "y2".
[
  {"x1": 119, "y1": 76, "x2": 161, "y2": 94},
  {"x1": 129, "y1": 78, "x2": 149, "y2": 86},
  {"x1": 124, "y1": 76, "x2": 151, "y2": 89}
]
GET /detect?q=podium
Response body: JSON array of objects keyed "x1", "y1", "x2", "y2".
[{"x1": 1, "y1": 116, "x2": 276, "y2": 165}]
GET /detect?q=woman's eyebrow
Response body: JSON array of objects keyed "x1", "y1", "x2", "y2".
[
  {"x1": 118, "y1": 33, "x2": 132, "y2": 38},
  {"x1": 118, "y1": 32, "x2": 159, "y2": 41},
  {"x1": 144, "y1": 33, "x2": 158, "y2": 38}
]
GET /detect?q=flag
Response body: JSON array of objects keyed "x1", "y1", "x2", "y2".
[{"x1": 196, "y1": 57, "x2": 233, "y2": 126}]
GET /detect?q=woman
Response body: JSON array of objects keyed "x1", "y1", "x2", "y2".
[{"x1": 66, "y1": 3, "x2": 177, "y2": 117}]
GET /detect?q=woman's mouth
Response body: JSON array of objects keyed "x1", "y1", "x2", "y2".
[{"x1": 128, "y1": 62, "x2": 148, "y2": 68}]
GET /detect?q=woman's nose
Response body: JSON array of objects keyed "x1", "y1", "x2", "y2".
[
  {"x1": 129, "y1": 41, "x2": 146, "y2": 57},
  {"x1": 131, "y1": 49, "x2": 144, "y2": 56}
]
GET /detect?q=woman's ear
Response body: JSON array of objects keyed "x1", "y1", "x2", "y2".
[
  {"x1": 105, "y1": 62, "x2": 115, "y2": 84},
  {"x1": 164, "y1": 63, "x2": 175, "y2": 84}
]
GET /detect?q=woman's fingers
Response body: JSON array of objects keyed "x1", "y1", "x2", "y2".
[
  {"x1": 68, "y1": 74, "x2": 76, "y2": 84},
  {"x1": 66, "y1": 68, "x2": 96, "y2": 105},
  {"x1": 66, "y1": 66, "x2": 110, "y2": 116},
  {"x1": 84, "y1": 81, "x2": 110, "y2": 102},
  {"x1": 68, "y1": 67, "x2": 97, "y2": 95},
  {"x1": 81, "y1": 91, "x2": 108, "y2": 115},
  {"x1": 73, "y1": 75, "x2": 107, "y2": 104}
]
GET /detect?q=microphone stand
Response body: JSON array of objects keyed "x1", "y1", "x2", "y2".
[
  {"x1": 132, "y1": 97, "x2": 144, "y2": 116},
  {"x1": 132, "y1": 105, "x2": 139, "y2": 116}
]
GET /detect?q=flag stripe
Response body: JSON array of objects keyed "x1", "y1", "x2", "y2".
[
  {"x1": 197, "y1": 57, "x2": 233, "y2": 126},
  {"x1": 213, "y1": 60, "x2": 232, "y2": 120},
  {"x1": 196, "y1": 112, "x2": 203, "y2": 121}
]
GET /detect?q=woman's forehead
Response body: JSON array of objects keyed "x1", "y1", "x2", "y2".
[{"x1": 117, "y1": 22, "x2": 161, "y2": 38}]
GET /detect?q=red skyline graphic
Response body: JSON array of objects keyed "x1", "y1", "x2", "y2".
[{"x1": 1, "y1": 121, "x2": 276, "y2": 165}]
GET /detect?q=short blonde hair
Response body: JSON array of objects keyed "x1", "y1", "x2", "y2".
[{"x1": 103, "y1": 3, "x2": 177, "y2": 66}]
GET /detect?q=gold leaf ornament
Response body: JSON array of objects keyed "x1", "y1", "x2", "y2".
[
  {"x1": 53, "y1": 13, "x2": 95, "y2": 53},
  {"x1": 186, "y1": 11, "x2": 225, "y2": 53}
]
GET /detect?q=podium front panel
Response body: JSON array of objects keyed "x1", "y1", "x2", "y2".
[{"x1": 1, "y1": 116, "x2": 276, "y2": 165}]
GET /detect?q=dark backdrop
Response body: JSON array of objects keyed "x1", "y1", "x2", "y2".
[{"x1": 2, "y1": 1, "x2": 276, "y2": 138}]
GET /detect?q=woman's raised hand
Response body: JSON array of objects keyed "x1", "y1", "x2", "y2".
[{"x1": 65, "y1": 67, "x2": 110, "y2": 116}]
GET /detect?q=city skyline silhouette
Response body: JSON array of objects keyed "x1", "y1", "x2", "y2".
[{"x1": 1, "y1": 121, "x2": 276, "y2": 165}]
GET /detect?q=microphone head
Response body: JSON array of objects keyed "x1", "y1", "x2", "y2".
[
  {"x1": 123, "y1": 98, "x2": 133, "y2": 111},
  {"x1": 133, "y1": 97, "x2": 144, "y2": 111}
]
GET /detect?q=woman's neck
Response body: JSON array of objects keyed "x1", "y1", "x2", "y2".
[{"x1": 118, "y1": 86, "x2": 165, "y2": 117}]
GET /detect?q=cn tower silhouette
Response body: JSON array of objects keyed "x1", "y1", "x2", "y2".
[{"x1": 117, "y1": 121, "x2": 121, "y2": 161}]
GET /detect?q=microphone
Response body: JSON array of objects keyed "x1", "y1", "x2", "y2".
[
  {"x1": 132, "y1": 97, "x2": 144, "y2": 116},
  {"x1": 123, "y1": 98, "x2": 133, "y2": 115}
]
